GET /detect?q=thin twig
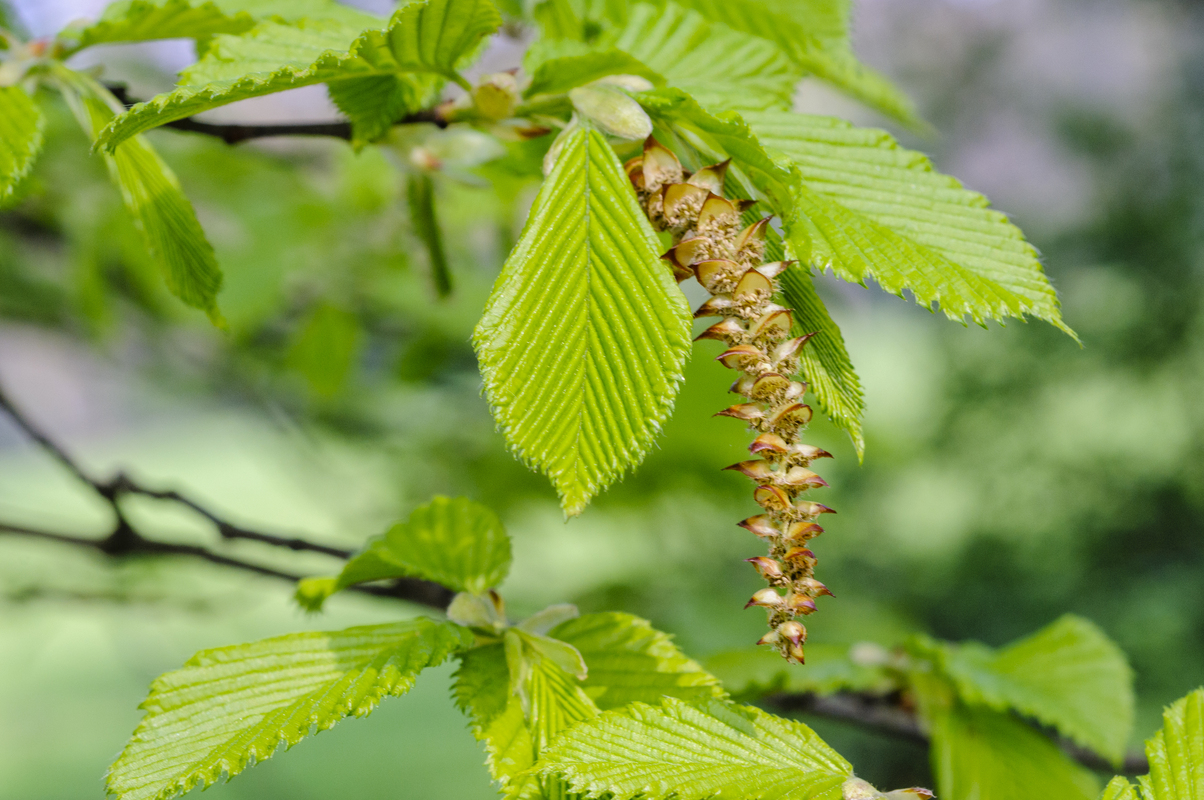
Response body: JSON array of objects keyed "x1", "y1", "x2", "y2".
[
  {"x1": 103, "y1": 83, "x2": 447, "y2": 145},
  {"x1": 0, "y1": 380, "x2": 452, "y2": 610},
  {"x1": 766, "y1": 692, "x2": 1151, "y2": 775}
]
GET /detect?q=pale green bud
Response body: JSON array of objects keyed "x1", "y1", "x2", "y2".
[{"x1": 568, "y1": 85, "x2": 653, "y2": 141}]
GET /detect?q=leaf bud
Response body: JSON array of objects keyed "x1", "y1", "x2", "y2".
[
  {"x1": 568, "y1": 85, "x2": 653, "y2": 140},
  {"x1": 472, "y1": 72, "x2": 520, "y2": 121}
]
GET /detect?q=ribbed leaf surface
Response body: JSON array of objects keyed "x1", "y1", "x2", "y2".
[
  {"x1": 107, "y1": 618, "x2": 473, "y2": 800},
  {"x1": 778, "y1": 265, "x2": 864, "y2": 457},
  {"x1": 0, "y1": 86, "x2": 43, "y2": 201},
  {"x1": 1139, "y1": 688, "x2": 1204, "y2": 800},
  {"x1": 745, "y1": 110, "x2": 1072, "y2": 333},
  {"x1": 606, "y1": 3, "x2": 800, "y2": 112},
  {"x1": 525, "y1": 49, "x2": 663, "y2": 97},
  {"x1": 473, "y1": 126, "x2": 692, "y2": 516},
  {"x1": 303, "y1": 496, "x2": 510, "y2": 610},
  {"x1": 1102, "y1": 777, "x2": 1141, "y2": 800},
  {"x1": 60, "y1": 74, "x2": 222, "y2": 322},
  {"x1": 930, "y1": 615, "x2": 1133, "y2": 764},
  {"x1": 538, "y1": 697, "x2": 852, "y2": 800},
  {"x1": 60, "y1": 0, "x2": 381, "y2": 54},
  {"x1": 929, "y1": 701, "x2": 1098, "y2": 800},
  {"x1": 661, "y1": 0, "x2": 922, "y2": 128},
  {"x1": 98, "y1": 0, "x2": 501, "y2": 149},
  {"x1": 550, "y1": 612, "x2": 724, "y2": 709},
  {"x1": 328, "y1": 73, "x2": 443, "y2": 145}
]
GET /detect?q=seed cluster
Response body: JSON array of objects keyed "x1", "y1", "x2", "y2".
[{"x1": 626, "y1": 137, "x2": 834, "y2": 663}]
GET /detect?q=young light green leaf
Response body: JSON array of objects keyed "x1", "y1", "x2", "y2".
[
  {"x1": 549, "y1": 612, "x2": 725, "y2": 709},
  {"x1": 706, "y1": 642, "x2": 894, "y2": 699},
  {"x1": 472, "y1": 125, "x2": 692, "y2": 517},
  {"x1": 744, "y1": 110, "x2": 1073, "y2": 335},
  {"x1": 778, "y1": 265, "x2": 864, "y2": 457},
  {"x1": 98, "y1": 0, "x2": 502, "y2": 148},
  {"x1": 928, "y1": 701, "x2": 1099, "y2": 800},
  {"x1": 537, "y1": 697, "x2": 853, "y2": 800},
  {"x1": 659, "y1": 0, "x2": 923, "y2": 128},
  {"x1": 59, "y1": 72, "x2": 223, "y2": 322},
  {"x1": 107, "y1": 618, "x2": 473, "y2": 800},
  {"x1": 0, "y1": 85, "x2": 43, "y2": 201},
  {"x1": 525, "y1": 49, "x2": 662, "y2": 97},
  {"x1": 606, "y1": 2, "x2": 801, "y2": 112},
  {"x1": 1101, "y1": 777, "x2": 1141, "y2": 800},
  {"x1": 928, "y1": 615, "x2": 1133, "y2": 764},
  {"x1": 336, "y1": 496, "x2": 511, "y2": 599},
  {"x1": 1138, "y1": 688, "x2": 1204, "y2": 800},
  {"x1": 329, "y1": 73, "x2": 442, "y2": 145},
  {"x1": 755, "y1": 0, "x2": 849, "y2": 48},
  {"x1": 58, "y1": 0, "x2": 384, "y2": 55},
  {"x1": 453, "y1": 640, "x2": 598, "y2": 798}
]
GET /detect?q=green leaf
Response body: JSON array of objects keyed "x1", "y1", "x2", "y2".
[
  {"x1": 406, "y1": 172, "x2": 453, "y2": 295},
  {"x1": 58, "y1": 0, "x2": 383, "y2": 54},
  {"x1": 472, "y1": 125, "x2": 692, "y2": 517},
  {"x1": 928, "y1": 700, "x2": 1098, "y2": 800},
  {"x1": 98, "y1": 0, "x2": 502, "y2": 149},
  {"x1": 328, "y1": 73, "x2": 443, "y2": 145},
  {"x1": 538, "y1": 697, "x2": 853, "y2": 800},
  {"x1": 777, "y1": 265, "x2": 864, "y2": 457},
  {"x1": 454, "y1": 640, "x2": 598, "y2": 798},
  {"x1": 1101, "y1": 777, "x2": 1141, "y2": 800},
  {"x1": 606, "y1": 2, "x2": 801, "y2": 112},
  {"x1": 755, "y1": 0, "x2": 849, "y2": 48},
  {"x1": 658, "y1": 0, "x2": 923, "y2": 128},
  {"x1": 335, "y1": 496, "x2": 511, "y2": 597},
  {"x1": 0, "y1": 85, "x2": 43, "y2": 202},
  {"x1": 926, "y1": 615, "x2": 1134, "y2": 764},
  {"x1": 58, "y1": 72, "x2": 223, "y2": 322},
  {"x1": 549, "y1": 612, "x2": 725, "y2": 709},
  {"x1": 107, "y1": 618, "x2": 473, "y2": 800},
  {"x1": 525, "y1": 49, "x2": 663, "y2": 97},
  {"x1": 706, "y1": 643, "x2": 894, "y2": 699},
  {"x1": 744, "y1": 110, "x2": 1074, "y2": 334},
  {"x1": 1138, "y1": 688, "x2": 1204, "y2": 800}
]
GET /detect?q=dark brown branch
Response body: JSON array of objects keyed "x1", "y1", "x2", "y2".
[
  {"x1": 0, "y1": 380, "x2": 452, "y2": 611},
  {"x1": 766, "y1": 692, "x2": 1151, "y2": 775},
  {"x1": 103, "y1": 83, "x2": 447, "y2": 145}
]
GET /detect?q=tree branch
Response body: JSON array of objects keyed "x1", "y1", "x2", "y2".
[
  {"x1": 766, "y1": 691, "x2": 1151, "y2": 775},
  {"x1": 103, "y1": 83, "x2": 447, "y2": 145},
  {"x1": 0, "y1": 380, "x2": 453, "y2": 611}
]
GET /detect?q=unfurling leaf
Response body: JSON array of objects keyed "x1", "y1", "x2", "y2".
[
  {"x1": 473, "y1": 126, "x2": 693, "y2": 516},
  {"x1": 744, "y1": 111, "x2": 1074, "y2": 336},
  {"x1": 107, "y1": 618, "x2": 473, "y2": 800},
  {"x1": 1137, "y1": 687, "x2": 1204, "y2": 800},
  {"x1": 0, "y1": 85, "x2": 43, "y2": 201},
  {"x1": 57, "y1": 72, "x2": 223, "y2": 323},
  {"x1": 537, "y1": 697, "x2": 853, "y2": 800},
  {"x1": 303, "y1": 496, "x2": 511, "y2": 610}
]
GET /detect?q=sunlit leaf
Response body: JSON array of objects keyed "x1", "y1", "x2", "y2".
[
  {"x1": 107, "y1": 618, "x2": 473, "y2": 800},
  {"x1": 473, "y1": 125, "x2": 692, "y2": 516},
  {"x1": 537, "y1": 697, "x2": 853, "y2": 800},
  {"x1": 98, "y1": 0, "x2": 502, "y2": 149},
  {"x1": 0, "y1": 85, "x2": 43, "y2": 201},
  {"x1": 1138, "y1": 688, "x2": 1204, "y2": 800},
  {"x1": 605, "y1": 2, "x2": 801, "y2": 112},
  {"x1": 745, "y1": 110, "x2": 1074, "y2": 334},
  {"x1": 525, "y1": 49, "x2": 663, "y2": 97},
  {"x1": 59, "y1": 72, "x2": 223, "y2": 322}
]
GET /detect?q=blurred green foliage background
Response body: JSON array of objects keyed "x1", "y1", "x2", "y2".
[{"x1": 2, "y1": 0, "x2": 1203, "y2": 796}]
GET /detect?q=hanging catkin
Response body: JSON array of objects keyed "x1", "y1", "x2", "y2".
[{"x1": 626, "y1": 137, "x2": 834, "y2": 663}]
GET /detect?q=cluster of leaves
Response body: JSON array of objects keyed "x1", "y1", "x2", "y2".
[
  {"x1": 103, "y1": 489, "x2": 1204, "y2": 800},
  {"x1": 0, "y1": 0, "x2": 1074, "y2": 517}
]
